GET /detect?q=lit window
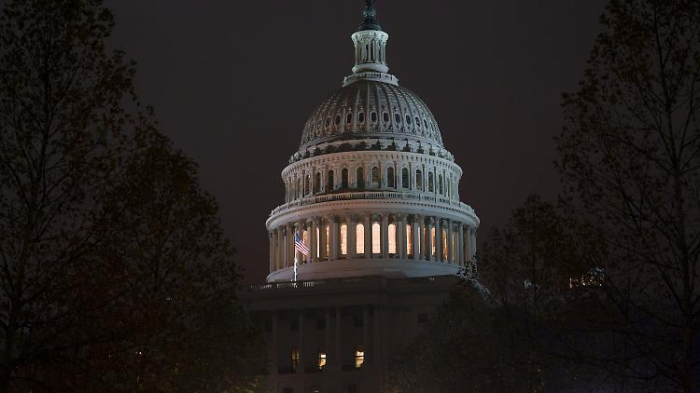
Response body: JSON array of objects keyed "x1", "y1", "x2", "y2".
[
  {"x1": 355, "y1": 348, "x2": 365, "y2": 369},
  {"x1": 318, "y1": 349, "x2": 327, "y2": 370},
  {"x1": 340, "y1": 224, "x2": 348, "y2": 255},
  {"x1": 442, "y1": 229, "x2": 448, "y2": 259},
  {"x1": 325, "y1": 225, "x2": 330, "y2": 256},
  {"x1": 356, "y1": 224, "x2": 365, "y2": 254},
  {"x1": 372, "y1": 222, "x2": 381, "y2": 254},
  {"x1": 388, "y1": 223, "x2": 397, "y2": 254},
  {"x1": 431, "y1": 227, "x2": 436, "y2": 257},
  {"x1": 406, "y1": 224, "x2": 412, "y2": 255},
  {"x1": 316, "y1": 227, "x2": 320, "y2": 258},
  {"x1": 291, "y1": 349, "x2": 299, "y2": 371}
]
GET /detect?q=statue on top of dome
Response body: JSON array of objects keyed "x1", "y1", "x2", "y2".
[{"x1": 360, "y1": 0, "x2": 382, "y2": 31}]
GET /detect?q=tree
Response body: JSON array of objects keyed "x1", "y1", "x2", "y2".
[
  {"x1": 0, "y1": 0, "x2": 263, "y2": 391},
  {"x1": 558, "y1": 0, "x2": 700, "y2": 390}
]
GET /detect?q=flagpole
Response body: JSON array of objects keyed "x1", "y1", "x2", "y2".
[{"x1": 293, "y1": 252, "x2": 298, "y2": 283}]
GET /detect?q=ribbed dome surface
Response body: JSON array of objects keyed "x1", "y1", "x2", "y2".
[{"x1": 300, "y1": 80, "x2": 444, "y2": 149}]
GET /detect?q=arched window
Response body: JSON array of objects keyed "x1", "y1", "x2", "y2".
[
  {"x1": 318, "y1": 348, "x2": 327, "y2": 370},
  {"x1": 406, "y1": 223, "x2": 412, "y2": 255},
  {"x1": 340, "y1": 224, "x2": 348, "y2": 256},
  {"x1": 328, "y1": 170, "x2": 335, "y2": 191},
  {"x1": 291, "y1": 349, "x2": 300, "y2": 371},
  {"x1": 371, "y1": 167, "x2": 380, "y2": 189},
  {"x1": 356, "y1": 167, "x2": 365, "y2": 188},
  {"x1": 356, "y1": 223, "x2": 365, "y2": 254},
  {"x1": 428, "y1": 172, "x2": 434, "y2": 192},
  {"x1": 372, "y1": 222, "x2": 381, "y2": 254},
  {"x1": 314, "y1": 172, "x2": 321, "y2": 193},
  {"x1": 438, "y1": 174, "x2": 443, "y2": 195},
  {"x1": 388, "y1": 223, "x2": 397, "y2": 254},
  {"x1": 387, "y1": 167, "x2": 395, "y2": 188},
  {"x1": 342, "y1": 168, "x2": 349, "y2": 188},
  {"x1": 416, "y1": 170, "x2": 423, "y2": 191},
  {"x1": 402, "y1": 168, "x2": 409, "y2": 189},
  {"x1": 305, "y1": 174, "x2": 311, "y2": 195}
]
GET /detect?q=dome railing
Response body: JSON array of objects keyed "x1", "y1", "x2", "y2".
[{"x1": 269, "y1": 190, "x2": 475, "y2": 217}]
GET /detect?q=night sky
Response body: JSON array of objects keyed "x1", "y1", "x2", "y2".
[{"x1": 105, "y1": 0, "x2": 608, "y2": 284}]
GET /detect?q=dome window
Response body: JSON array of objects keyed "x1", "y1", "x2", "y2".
[
  {"x1": 415, "y1": 117, "x2": 420, "y2": 126},
  {"x1": 423, "y1": 119, "x2": 428, "y2": 128},
  {"x1": 405, "y1": 115, "x2": 412, "y2": 125},
  {"x1": 383, "y1": 112, "x2": 390, "y2": 123},
  {"x1": 371, "y1": 112, "x2": 378, "y2": 123},
  {"x1": 394, "y1": 113, "x2": 401, "y2": 123},
  {"x1": 359, "y1": 112, "x2": 365, "y2": 123},
  {"x1": 346, "y1": 113, "x2": 353, "y2": 124}
]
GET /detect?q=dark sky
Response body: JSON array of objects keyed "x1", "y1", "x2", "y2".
[{"x1": 105, "y1": 0, "x2": 608, "y2": 284}]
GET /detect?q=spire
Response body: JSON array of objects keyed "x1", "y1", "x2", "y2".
[
  {"x1": 343, "y1": 0, "x2": 398, "y2": 86},
  {"x1": 359, "y1": 0, "x2": 382, "y2": 31}
]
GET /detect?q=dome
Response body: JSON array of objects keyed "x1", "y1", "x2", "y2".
[{"x1": 299, "y1": 80, "x2": 444, "y2": 150}]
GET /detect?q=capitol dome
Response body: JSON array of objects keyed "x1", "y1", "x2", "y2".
[
  {"x1": 300, "y1": 80, "x2": 444, "y2": 150},
  {"x1": 266, "y1": 1, "x2": 479, "y2": 282}
]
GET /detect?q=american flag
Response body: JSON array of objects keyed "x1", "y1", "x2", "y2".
[{"x1": 295, "y1": 232, "x2": 310, "y2": 256}]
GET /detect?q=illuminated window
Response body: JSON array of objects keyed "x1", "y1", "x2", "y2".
[
  {"x1": 340, "y1": 224, "x2": 348, "y2": 255},
  {"x1": 325, "y1": 225, "x2": 330, "y2": 256},
  {"x1": 371, "y1": 167, "x2": 380, "y2": 188},
  {"x1": 318, "y1": 349, "x2": 327, "y2": 370},
  {"x1": 316, "y1": 227, "x2": 320, "y2": 258},
  {"x1": 387, "y1": 167, "x2": 395, "y2": 188},
  {"x1": 402, "y1": 168, "x2": 409, "y2": 188},
  {"x1": 328, "y1": 170, "x2": 334, "y2": 191},
  {"x1": 356, "y1": 167, "x2": 365, "y2": 188},
  {"x1": 428, "y1": 172, "x2": 434, "y2": 192},
  {"x1": 388, "y1": 223, "x2": 397, "y2": 254},
  {"x1": 342, "y1": 168, "x2": 349, "y2": 188},
  {"x1": 356, "y1": 224, "x2": 365, "y2": 254},
  {"x1": 372, "y1": 222, "x2": 381, "y2": 254},
  {"x1": 291, "y1": 349, "x2": 299, "y2": 371},
  {"x1": 431, "y1": 227, "x2": 436, "y2": 257},
  {"x1": 416, "y1": 170, "x2": 423, "y2": 191},
  {"x1": 406, "y1": 224, "x2": 412, "y2": 255},
  {"x1": 442, "y1": 229, "x2": 448, "y2": 260},
  {"x1": 355, "y1": 347, "x2": 365, "y2": 369}
]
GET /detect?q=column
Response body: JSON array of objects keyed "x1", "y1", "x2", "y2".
[
  {"x1": 319, "y1": 218, "x2": 327, "y2": 260},
  {"x1": 458, "y1": 224, "x2": 465, "y2": 266},
  {"x1": 347, "y1": 214, "x2": 357, "y2": 259},
  {"x1": 269, "y1": 232, "x2": 273, "y2": 272},
  {"x1": 426, "y1": 218, "x2": 434, "y2": 262},
  {"x1": 330, "y1": 216, "x2": 339, "y2": 261},
  {"x1": 435, "y1": 219, "x2": 443, "y2": 262},
  {"x1": 364, "y1": 215, "x2": 372, "y2": 258},
  {"x1": 471, "y1": 231, "x2": 477, "y2": 259},
  {"x1": 335, "y1": 308, "x2": 343, "y2": 368},
  {"x1": 363, "y1": 306, "x2": 371, "y2": 364},
  {"x1": 447, "y1": 220, "x2": 454, "y2": 264},
  {"x1": 381, "y1": 214, "x2": 389, "y2": 258},
  {"x1": 465, "y1": 228, "x2": 472, "y2": 262},
  {"x1": 397, "y1": 214, "x2": 406, "y2": 259},
  {"x1": 307, "y1": 219, "x2": 314, "y2": 264},
  {"x1": 298, "y1": 311, "x2": 305, "y2": 373},
  {"x1": 325, "y1": 309, "x2": 332, "y2": 368},
  {"x1": 282, "y1": 226, "x2": 289, "y2": 268},
  {"x1": 412, "y1": 216, "x2": 420, "y2": 260},
  {"x1": 271, "y1": 312, "x2": 279, "y2": 375},
  {"x1": 373, "y1": 306, "x2": 381, "y2": 367}
]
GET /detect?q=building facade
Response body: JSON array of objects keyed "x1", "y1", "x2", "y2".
[{"x1": 241, "y1": 2, "x2": 480, "y2": 392}]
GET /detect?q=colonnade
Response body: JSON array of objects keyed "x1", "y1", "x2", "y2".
[
  {"x1": 269, "y1": 305, "x2": 383, "y2": 373},
  {"x1": 269, "y1": 213, "x2": 477, "y2": 273}
]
